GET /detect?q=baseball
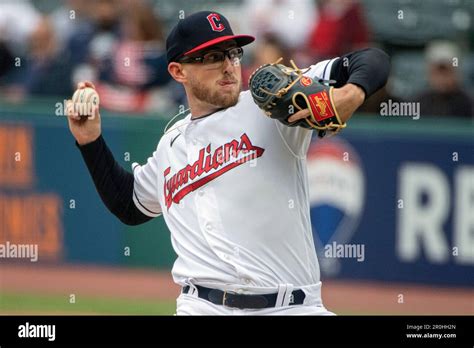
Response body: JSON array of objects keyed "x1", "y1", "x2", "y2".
[{"x1": 71, "y1": 87, "x2": 100, "y2": 117}]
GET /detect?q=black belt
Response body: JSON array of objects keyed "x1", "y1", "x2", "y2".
[{"x1": 182, "y1": 285, "x2": 306, "y2": 309}]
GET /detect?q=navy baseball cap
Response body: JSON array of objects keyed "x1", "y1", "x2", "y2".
[{"x1": 166, "y1": 11, "x2": 255, "y2": 64}]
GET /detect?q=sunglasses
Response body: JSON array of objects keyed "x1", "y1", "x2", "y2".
[{"x1": 179, "y1": 47, "x2": 244, "y2": 69}]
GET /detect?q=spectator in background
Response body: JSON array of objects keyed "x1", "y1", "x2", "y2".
[
  {"x1": 242, "y1": 34, "x2": 289, "y2": 90},
  {"x1": 307, "y1": 0, "x2": 370, "y2": 60},
  {"x1": 67, "y1": 0, "x2": 121, "y2": 68},
  {"x1": 50, "y1": 0, "x2": 92, "y2": 51},
  {"x1": 417, "y1": 41, "x2": 473, "y2": 118},
  {"x1": 240, "y1": 0, "x2": 317, "y2": 52},
  {"x1": 0, "y1": 41, "x2": 14, "y2": 79},
  {"x1": 0, "y1": 0, "x2": 40, "y2": 55},
  {"x1": 105, "y1": 0, "x2": 169, "y2": 89},
  {"x1": 93, "y1": 0, "x2": 173, "y2": 113},
  {"x1": 3, "y1": 16, "x2": 73, "y2": 100}
]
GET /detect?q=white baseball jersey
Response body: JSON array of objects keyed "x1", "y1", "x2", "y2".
[{"x1": 131, "y1": 58, "x2": 337, "y2": 295}]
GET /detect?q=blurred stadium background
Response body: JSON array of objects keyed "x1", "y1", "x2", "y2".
[{"x1": 0, "y1": 0, "x2": 473, "y2": 315}]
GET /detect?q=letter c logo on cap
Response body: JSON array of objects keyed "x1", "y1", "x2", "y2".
[{"x1": 207, "y1": 13, "x2": 225, "y2": 32}]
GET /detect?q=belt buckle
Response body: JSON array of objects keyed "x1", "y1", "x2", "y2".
[{"x1": 222, "y1": 290, "x2": 237, "y2": 307}]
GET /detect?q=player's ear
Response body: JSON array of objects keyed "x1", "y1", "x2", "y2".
[{"x1": 168, "y1": 62, "x2": 187, "y2": 83}]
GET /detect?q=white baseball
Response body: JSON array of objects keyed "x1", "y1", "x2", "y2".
[{"x1": 71, "y1": 87, "x2": 100, "y2": 117}]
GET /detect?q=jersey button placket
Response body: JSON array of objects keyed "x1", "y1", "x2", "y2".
[{"x1": 184, "y1": 122, "x2": 199, "y2": 162}]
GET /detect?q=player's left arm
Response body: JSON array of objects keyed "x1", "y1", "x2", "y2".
[{"x1": 289, "y1": 47, "x2": 391, "y2": 123}]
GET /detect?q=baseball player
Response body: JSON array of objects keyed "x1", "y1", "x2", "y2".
[{"x1": 67, "y1": 11, "x2": 390, "y2": 315}]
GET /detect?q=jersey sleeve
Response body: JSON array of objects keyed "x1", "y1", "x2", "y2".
[
  {"x1": 327, "y1": 48, "x2": 390, "y2": 97},
  {"x1": 274, "y1": 58, "x2": 338, "y2": 157},
  {"x1": 132, "y1": 151, "x2": 162, "y2": 218},
  {"x1": 305, "y1": 58, "x2": 338, "y2": 81}
]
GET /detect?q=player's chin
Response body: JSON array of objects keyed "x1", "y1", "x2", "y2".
[
  {"x1": 220, "y1": 92, "x2": 240, "y2": 108},
  {"x1": 214, "y1": 89, "x2": 239, "y2": 107}
]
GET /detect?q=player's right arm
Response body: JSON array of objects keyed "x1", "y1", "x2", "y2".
[{"x1": 67, "y1": 82, "x2": 161, "y2": 225}]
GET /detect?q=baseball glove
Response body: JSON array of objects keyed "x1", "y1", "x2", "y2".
[{"x1": 249, "y1": 58, "x2": 346, "y2": 138}]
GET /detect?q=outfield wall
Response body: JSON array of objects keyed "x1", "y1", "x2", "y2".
[{"x1": 0, "y1": 100, "x2": 472, "y2": 287}]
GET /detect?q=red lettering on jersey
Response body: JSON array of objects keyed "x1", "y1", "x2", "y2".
[
  {"x1": 163, "y1": 133, "x2": 264, "y2": 209},
  {"x1": 207, "y1": 13, "x2": 225, "y2": 32}
]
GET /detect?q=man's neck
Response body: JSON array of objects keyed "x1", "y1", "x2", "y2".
[{"x1": 188, "y1": 99, "x2": 221, "y2": 119}]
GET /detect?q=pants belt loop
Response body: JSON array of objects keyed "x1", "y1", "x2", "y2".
[
  {"x1": 275, "y1": 283, "x2": 293, "y2": 307},
  {"x1": 185, "y1": 280, "x2": 199, "y2": 297},
  {"x1": 282, "y1": 284, "x2": 294, "y2": 307},
  {"x1": 275, "y1": 284, "x2": 286, "y2": 307}
]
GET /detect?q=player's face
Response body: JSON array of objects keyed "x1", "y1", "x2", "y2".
[{"x1": 182, "y1": 41, "x2": 242, "y2": 109}]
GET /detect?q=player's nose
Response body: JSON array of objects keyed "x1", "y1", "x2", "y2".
[{"x1": 222, "y1": 56, "x2": 236, "y2": 73}]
